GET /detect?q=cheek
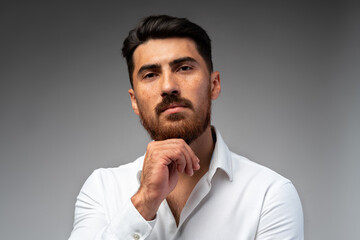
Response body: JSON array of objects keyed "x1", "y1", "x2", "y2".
[
  {"x1": 135, "y1": 94, "x2": 158, "y2": 114},
  {"x1": 191, "y1": 88, "x2": 211, "y2": 109}
]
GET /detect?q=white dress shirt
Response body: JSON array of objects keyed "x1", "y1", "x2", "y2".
[{"x1": 69, "y1": 128, "x2": 304, "y2": 240}]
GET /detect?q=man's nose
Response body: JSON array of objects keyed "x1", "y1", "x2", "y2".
[{"x1": 160, "y1": 72, "x2": 180, "y2": 97}]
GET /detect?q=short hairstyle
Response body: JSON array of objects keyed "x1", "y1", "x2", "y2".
[{"x1": 122, "y1": 15, "x2": 213, "y2": 87}]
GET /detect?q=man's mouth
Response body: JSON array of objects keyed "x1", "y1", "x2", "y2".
[
  {"x1": 162, "y1": 103, "x2": 186, "y2": 111},
  {"x1": 162, "y1": 104, "x2": 187, "y2": 114},
  {"x1": 155, "y1": 95, "x2": 194, "y2": 116}
]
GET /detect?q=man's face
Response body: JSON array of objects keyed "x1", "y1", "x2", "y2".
[{"x1": 128, "y1": 38, "x2": 220, "y2": 144}]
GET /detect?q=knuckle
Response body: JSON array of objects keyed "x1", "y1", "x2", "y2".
[
  {"x1": 174, "y1": 149, "x2": 182, "y2": 158},
  {"x1": 174, "y1": 138, "x2": 184, "y2": 145},
  {"x1": 147, "y1": 142, "x2": 155, "y2": 150}
]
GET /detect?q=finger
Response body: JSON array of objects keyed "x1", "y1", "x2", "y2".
[
  {"x1": 161, "y1": 145, "x2": 186, "y2": 174},
  {"x1": 181, "y1": 141, "x2": 200, "y2": 171},
  {"x1": 167, "y1": 139, "x2": 194, "y2": 176},
  {"x1": 174, "y1": 151, "x2": 186, "y2": 174},
  {"x1": 179, "y1": 143, "x2": 194, "y2": 176},
  {"x1": 151, "y1": 139, "x2": 199, "y2": 174}
]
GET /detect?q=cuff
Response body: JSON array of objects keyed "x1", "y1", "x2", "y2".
[{"x1": 104, "y1": 198, "x2": 157, "y2": 240}]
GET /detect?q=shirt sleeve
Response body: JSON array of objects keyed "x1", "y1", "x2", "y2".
[
  {"x1": 256, "y1": 182, "x2": 304, "y2": 240},
  {"x1": 68, "y1": 170, "x2": 156, "y2": 240}
]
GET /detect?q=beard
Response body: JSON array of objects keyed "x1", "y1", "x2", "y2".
[{"x1": 138, "y1": 87, "x2": 211, "y2": 145}]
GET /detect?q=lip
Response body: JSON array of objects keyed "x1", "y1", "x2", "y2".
[{"x1": 162, "y1": 104, "x2": 187, "y2": 114}]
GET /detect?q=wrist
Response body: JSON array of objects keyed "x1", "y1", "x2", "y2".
[{"x1": 131, "y1": 190, "x2": 162, "y2": 221}]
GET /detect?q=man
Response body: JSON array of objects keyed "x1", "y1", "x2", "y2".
[{"x1": 69, "y1": 15, "x2": 303, "y2": 239}]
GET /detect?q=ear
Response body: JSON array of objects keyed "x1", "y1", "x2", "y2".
[
  {"x1": 210, "y1": 71, "x2": 221, "y2": 100},
  {"x1": 128, "y1": 88, "x2": 139, "y2": 115}
]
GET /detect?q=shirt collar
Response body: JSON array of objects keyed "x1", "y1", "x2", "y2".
[
  {"x1": 136, "y1": 126, "x2": 233, "y2": 183},
  {"x1": 207, "y1": 127, "x2": 233, "y2": 182}
]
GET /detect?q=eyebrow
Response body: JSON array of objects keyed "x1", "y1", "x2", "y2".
[
  {"x1": 169, "y1": 57, "x2": 197, "y2": 67},
  {"x1": 137, "y1": 63, "x2": 161, "y2": 78},
  {"x1": 136, "y1": 56, "x2": 198, "y2": 78}
]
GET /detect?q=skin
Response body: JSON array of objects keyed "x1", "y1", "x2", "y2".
[{"x1": 128, "y1": 38, "x2": 221, "y2": 223}]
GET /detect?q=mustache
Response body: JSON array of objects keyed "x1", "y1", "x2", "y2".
[{"x1": 155, "y1": 95, "x2": 194, "y2": 116}]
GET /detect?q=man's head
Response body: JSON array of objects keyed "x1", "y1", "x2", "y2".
[
  {"x1": 122, "y1": 15, "x2": 213, "y2": 88},
  {"x1": 122, "y1": 16, "x2": 221, "y2": 144}
]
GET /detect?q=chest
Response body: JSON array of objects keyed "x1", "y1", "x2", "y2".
[
  {"x1": 150, "y1": 183, "x2": 262, "y2": 240},
  {"x1": 166, "y1": 182, "x2": 195, "y2": 226}
]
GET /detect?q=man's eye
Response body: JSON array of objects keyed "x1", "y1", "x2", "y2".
[
  {"x1": 144, "y1": 73, "x2": 156, "y2": 79},
  {"x1": 178, "y1": 66, "x2": 192, "y2": 71}
]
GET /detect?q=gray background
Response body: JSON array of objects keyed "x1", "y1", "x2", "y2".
[{"x1": 1, "y1": 1, "x2": 359, "y2": 239}]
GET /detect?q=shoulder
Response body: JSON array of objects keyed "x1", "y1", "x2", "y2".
[
  {"x1": 213, "y1": 127, "x2": 290, "y2": 188},
  {"x1": 80, "y1": 156, "x2": 144, "y2": 197},
  {"x1": 92, "y1": 156, "x2": 144, "y2": 180},
  {"x1": 228, "y1": 151, "x2": 302, "y2": 208},
  {"x1": 230, "y1": 152, "x2": 303, "y2": 237},
  {"x1": 230, "y1": 151, "x2": 291, "y2": 187}
]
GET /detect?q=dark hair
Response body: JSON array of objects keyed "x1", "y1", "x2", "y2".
[{"x1": 122, "y1": 15, "x2": 213, "y2": 87}]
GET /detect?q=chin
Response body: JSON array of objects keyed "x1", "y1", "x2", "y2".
[{"x1": 140, "y1": 101, "x2": 211, "y2": 145}]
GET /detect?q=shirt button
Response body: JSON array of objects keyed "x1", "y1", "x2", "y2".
[{"x1": 133, "y1": 233, "x2": 140, "y2": 240}]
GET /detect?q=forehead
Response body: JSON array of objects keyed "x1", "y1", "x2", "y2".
[{"x1": 132, "y1": 38, "x2": 204, "y2": 71}]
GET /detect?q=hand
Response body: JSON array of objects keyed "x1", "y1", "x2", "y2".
[{"x1": 131, "y1": 139, "x2": 200, "y2": 220}]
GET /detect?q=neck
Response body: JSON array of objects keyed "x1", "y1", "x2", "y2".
[{"x1": 185, "y1": 125, "x2": 215, "y2": 180}]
